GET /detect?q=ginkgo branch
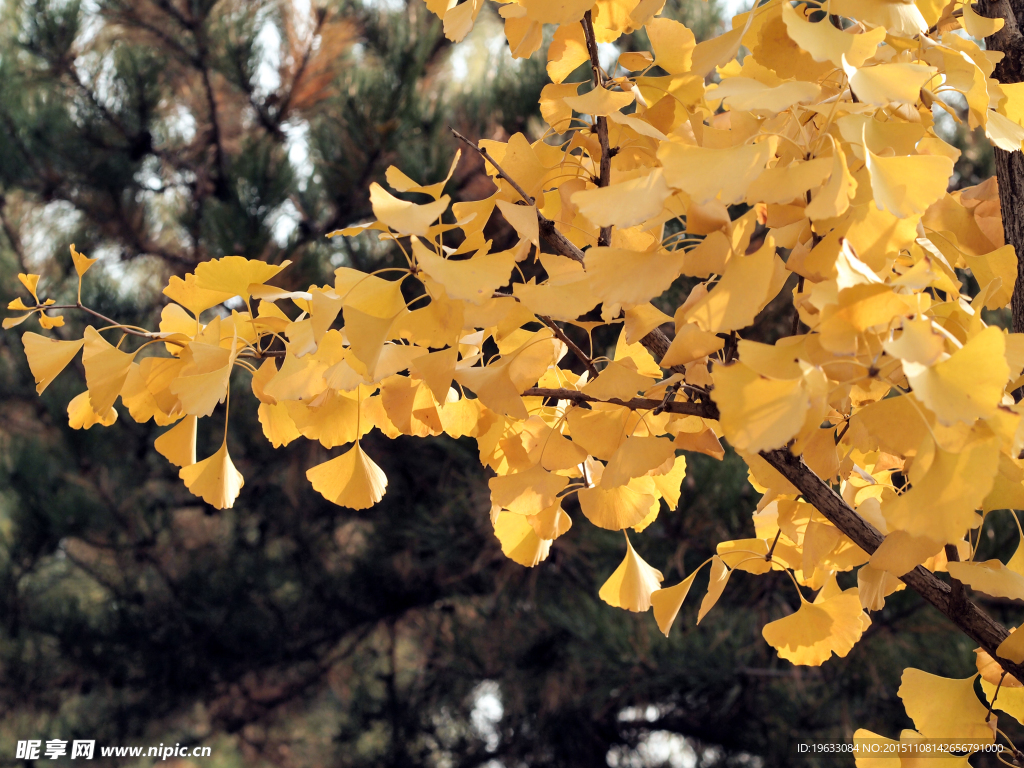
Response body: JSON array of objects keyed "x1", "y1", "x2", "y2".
[
  {"x1": 537, "y1": 316, "x2": 600, "y2": 378},
  {"x1": 761, "y1": 447, "x2": 1024, "y2": 682},
  {"x1": 449, "y1": 128, "x2": 535, "y2": 205},
  {"x1": 446, "y1": 120, "x2": 1024, "y2": 675},
  {"x1": 581, "y1": 10, "x2": 612, "y2": 247},
  {"x1": 45, "y1": 303, "x2": 174, "y2": 341},
  {"x1": 521, "y1": 386, "x2": 714, "y2": 417}
]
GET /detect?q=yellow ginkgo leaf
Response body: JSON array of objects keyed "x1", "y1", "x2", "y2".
[
  {"x1": 494, "y1": 200, "x2": 539, "y2": 246},
  {"x1": 154, "y1": 414, "x2": 197, "y2": 467},
  {"x1": 578, "y1": 483, "x2": 658, "y2": 530},
  {"x1": 179, "y1": 439, "x2": 245, "y2": 510},
  {"x1": 193, "y1": 256, "x2": 291, "y2": 299},
  {"x1": 22, "y1": 333, "x2": 84, "y2": 395},
  {"x1": 4, "y1": 313, "x2": 33, "y2": 330},
  {"x1": 963, "y1": 244, "x2": 1017, "y2": 309},
  {"x1": 534, "y1": 425, "x2": 588, "y2": 471},
  {"x1": 521, "y1": 0, "x2": 594, "y2": 25},
  {"x1": 711, "y1": 79, "x2": 821, "y2": 116},
  {"x1": 882, "y1": 317, "x2": 946, "y2": 365},
  {"x1": 539, "y1": 82, "x2": 580, "y2": 132},
  {"x1": 806, "y1": 144, "x2": 858, "y2": 221},
  {"x1": 651, "y1": 455, "x2": 687, "y2": 509},
  {"x1": 682, "y1": 237, "x2": 779, "y2": 333},
  {"x1": 598, "y1": 534, "x2": 664, "y2": 612},
  {"x1": 962, "y1": 1, "x2": 1004, "y2": 37},
  {"x1": 697, "y1": 555, "x2": 731, "y2": 624},
  {"x1": 410, "y1": 347, "x2": 458, "y2": 404},
  {"x1": 623, "y1": 303, "x2": 673, "y2": 345},
  {"x1": 647, "y1": 17, "x2": 696, "y2": 74},
  {"x1": 711, "y1": 361, "x2": 809, "y2": 453},
  {"x1": 998, "y1": 626, "x2": 1024, "y2": 665},
  {"x1": 562, "y1": 86, "x2": 634, "y2": 116},
  {"x1": 601, "y1": 436, "x2": 676, "y2": 489},
  {"x1": 986, "y1": 109, "x2": 1024, "y2": 152},
  {"x1": 164, "y1": 273, "x2": 234, "y2": 318},
  {"x1": 882, "y1": 431, "x2": 999, "y2": 546},
  {"x1": 651, "y1": 569, "x2": 700, "y2": 636},
  {"x1": 982, "y1": 454, "x2": 1024, "y2": 513},
  {"x1": 585, "y1": 247, "x2": 685, "y2": 307},
  {"x1": 414, "y1": 240, "x2": 516, "y2": 305},
  {"x1": 658, "y1": 138, "x2": 777, "y2": 206},
  {"x1": 67, "y1": 390, "x2": 118, "y2": 430},
  {"x1": 69, "y1": 243, "x2": 98, "y2": 280},
  {"x1": 526, "y1": 502, "x2": 572, "y2": 540},
  {"x1": 258, "y1": 402, "x2": 301, "y2": 448},
  {"x1": 385, "y1": 150, "x2": 460, "y2": 201},
  {"x1": 717, "y1": 538, "x2": 771, "y2": 574},
  {"x1": 168, "y1": 337, "x2": 236, "y2": 418},
  {"x1": 572, "y1": 169, "x2": 672, "y2": 229},
  {"x1": 857, "y1": 563, "x2": 905, "y2": 611},
  {"x1": 335, "y1": 267, "x2": 408, "y2": 318},
  {"x1": 865, "y1": 145, "x2": 954, "y2": 219},
  {"x1": 493, "y1": 510, "x2": 552, "y2": 566},
  {"x1": 762, "y1": 586, "x2": 866, "y2": 666},
  {"x1": 843, "y1": 58, "x2": 938, "y2": 106},
  {"x1": 947, "y1": 560, "x2": 1024, "y2": 601},
  {"x1": 689, "y1": 16, "x2": 750, "y2": 78},
  {"x1": 115, "y1": 362, "x2": 160, "y2": 424},
  {"x1": 546, "y1": 23, "x2": 589, "y2": 84},
  {"x1": 661, "y1": 322, "x2": 725, "y2": 368},
  {"x1": 582, "y1": 359, "x2": 656, "y2": 401},
  {"x1": 898, "y1": 669, "x2": 996, "y2": 742},
  {"x1": 781, "y1": 3, "x2": 885, "y2": 67},
  {"x1": 306, "y1": 442, "x2": 388, "y2": 510},
  {"x1": 902, "y1": 326, "x2": 1009, "y2": 425},
  {"x1": 369, "y1": 182, "x2": 450, "y2": 236},
  {"x1": 18, "y1": 273, "x2": 40, "y2": 302},
  {"x1": 489, "y1": 464, "x2": 569, "y2": 516},
  {"x1": 745, "y1": 158, "x2": 832, "y2": 205},
  {"x1": 454, "y1": 361, "x2": 527, "y2": 420},
  {"x1": 37, "y1": 313, "x2": 64, "y2": 330},
  {"x1": 343, "y1": 305, "x2": 399, "y2": 379},
  {"x1": 82, "y1": 326, "x2": 135, "y2": 414}
]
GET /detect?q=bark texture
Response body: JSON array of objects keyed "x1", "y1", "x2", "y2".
[{"x1": 982, "y1": 0, "x2": 1024, "y2": 331}]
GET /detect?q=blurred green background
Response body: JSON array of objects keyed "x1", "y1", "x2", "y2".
[{"x1": 0, "y1": 1, "x2": 1012, "y2": 766}]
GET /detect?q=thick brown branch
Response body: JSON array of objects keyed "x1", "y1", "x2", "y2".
[
  {"x1": 980, "y1": 0, "x2": 1024, "y2": 332},
  {"x1": 761, "y1": 447, "x2": 1024, "y2": 681}
]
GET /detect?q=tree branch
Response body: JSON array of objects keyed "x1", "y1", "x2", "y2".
[
  {"x1": 537, "y1": 316, "x2": 599, "y2": 378},
  {"x1": 980, "y1": 0, "x2": 1024, "y2": 332},
  {"x1": 760, "y1": 447, "x2": 1024, "y2": 681},
  {"x1": 581, "y1": 11, "x2": 612, "y2": 247},
  {"x1": 451, "y1": 121, "x2": 1024, "y2": 680},
  {"x1": 450, "y1": 128, "x2": 535, "y2": 205},
  {"x1": 522, "y1": 387, "x2": 713, "y2": 417}
]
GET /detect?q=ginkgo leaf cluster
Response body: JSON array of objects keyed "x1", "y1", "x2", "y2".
[{"x1": 11, "y1": 0, "x2": 1024, "y2": 727}]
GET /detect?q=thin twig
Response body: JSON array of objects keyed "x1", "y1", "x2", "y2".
[
  {"x1": 450, "y1": 128, "x2": 535, "y2": 205},
  {"x1": 539, "y1": 315, "x2": 599, "y2": 377},
  {"x1": 521, "y1": 386, "x2": 717, "y2": 418},
  {"x1": 44, "y1": 304, "x2": 160, "y2": 339}
]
